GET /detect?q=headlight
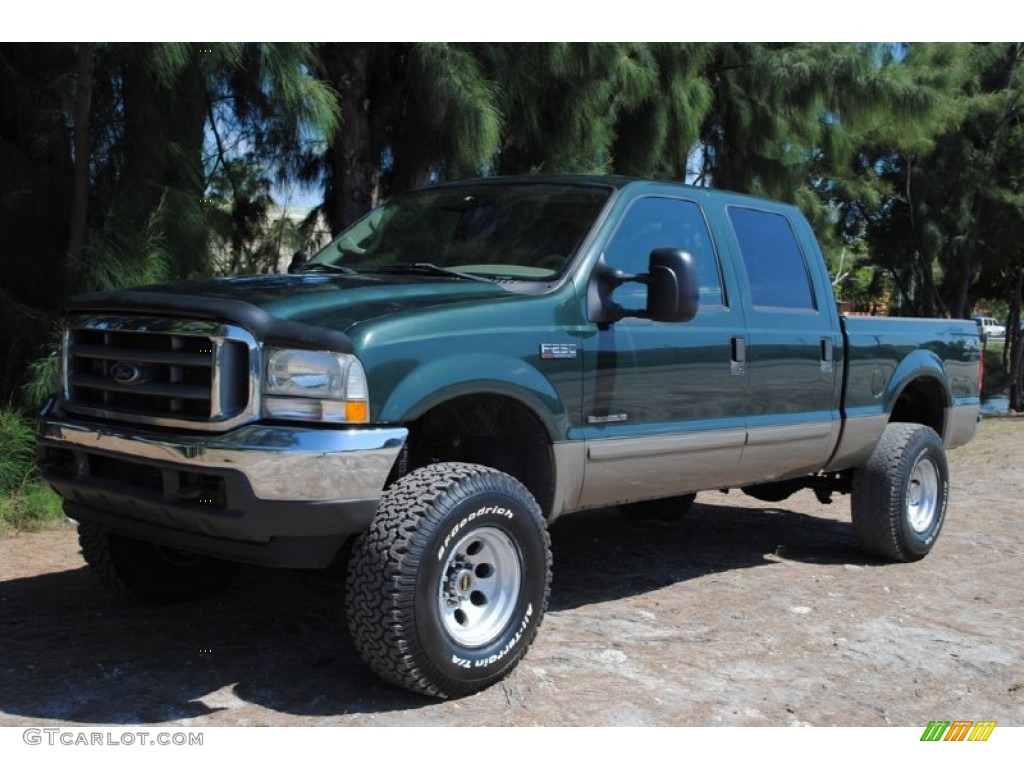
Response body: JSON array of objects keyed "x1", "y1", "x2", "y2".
[{"x1": 262, "y1": 349, "x2": 369, "y2": 423}]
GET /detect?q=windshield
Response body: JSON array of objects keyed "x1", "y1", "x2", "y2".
[{"x1": 309, "y1": 182, "x2": 612, "y2": 281}]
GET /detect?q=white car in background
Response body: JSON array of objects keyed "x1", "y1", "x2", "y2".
[{"x1": 973, "y1": 315, "x2": 1006, "y2": 341}]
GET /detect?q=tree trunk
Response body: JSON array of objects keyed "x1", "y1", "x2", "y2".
[
  {"x1": 320, "y1": 44, "x2": 384, "y2": 235},
  {"x1": 1008, "y1": 262, "x2": 1024, "y2": 412},
  {"x1": 66, "y1": 42, "x2": 94, "y2": 293}
]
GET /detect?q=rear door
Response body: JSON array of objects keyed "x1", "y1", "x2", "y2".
[{"x1": 723, "y1": 205, "x2": 842, "y2": 482}]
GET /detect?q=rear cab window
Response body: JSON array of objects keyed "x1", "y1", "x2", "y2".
[{"x1": 728, "y1": 206, "x2": 817, "y2": 312}]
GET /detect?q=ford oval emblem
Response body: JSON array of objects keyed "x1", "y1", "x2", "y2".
[{"x1": 111, "y1": 361, "x2": 144, "y2": 385}]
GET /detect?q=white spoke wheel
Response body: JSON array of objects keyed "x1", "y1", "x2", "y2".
[
  {"x1": 346, "y1": 463, "x2": 551, "y2": 699},
  {"x1": 852, "y1": 423, "x2": 950, "y2": 562},
  {"x1": 906, "y1": 456, "x2": 941, "y2": 533},
  {"x1": 438, "y1": 527, "x2": 522, "y2": 647}
]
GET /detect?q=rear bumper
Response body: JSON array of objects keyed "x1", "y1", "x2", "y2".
[{"x1": 37, "y1": 402, "x2": 407, "y2": 568}]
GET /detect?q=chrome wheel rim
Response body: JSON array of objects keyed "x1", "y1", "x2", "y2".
[
  {"x1": 438, "y1": 526, "x2": 522, "y2": 648},
  {"x1": 907, "y1": 456, "x2": 940, "y2": 533}
]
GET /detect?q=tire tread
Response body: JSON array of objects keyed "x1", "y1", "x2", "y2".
[
  {"x1": 852, "y1": 422, "x2": 948, "y2": 562},
  {"x1": 346, "y1": 462, "x2": 551, "y2": 699}
]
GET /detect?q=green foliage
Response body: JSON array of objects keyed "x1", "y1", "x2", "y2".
[
  {"x1": 20, "y1": 341, "x2": 61, "y2": 410},
  {"x1": 0, "y1": 408, "x2": 35, "y2": 494},
  {"x1": 0, "y1": 42, "x2": 341, "y2": 403},
  {"x1": 0, "y1": 409, "x2": 65, "y2": 534},
  {"x1": 79, "y1": 198, "x2": 176, "y2": 292},
  {"x1": 0, "y1": 482, "x2": 65, "y2": 535},
  {"x1": 2, "y1": 41, "x2": 1023, "y2": 410},
  {"x1": 0, "y1": 481, "x2": 63, "y2": 536},
  {"x1": 398, "y1": 43, "x2": 503, "y2": 180}
]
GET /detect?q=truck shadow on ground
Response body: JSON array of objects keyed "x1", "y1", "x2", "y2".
[
  {"x1": 0, "y1": 500, "x2": 875, "y2": 724},
  {"x1": 547, "y1": 499, "x2": 872, "y2": 612}
]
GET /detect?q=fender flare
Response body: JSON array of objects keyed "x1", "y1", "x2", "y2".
[
  {"x1": 882, "y1": 349, "x2": 952, "y2": 437},
  {"x1": 377, "y1": 353, "x2": 570, "y2": 442}
]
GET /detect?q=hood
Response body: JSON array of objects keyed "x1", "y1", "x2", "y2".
[{"x1": 71, "y1": 272, "x2": 509, "y2": 336}]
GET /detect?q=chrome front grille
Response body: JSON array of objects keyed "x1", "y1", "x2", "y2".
[{"x1": 62, "y1": 316, "x2": 258, "y2": 430}]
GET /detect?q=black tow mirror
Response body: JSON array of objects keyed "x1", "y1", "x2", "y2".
[
  {"x1": 645, "y1": 249, "x2": 699, "y2": 323},
  {"x1": 587, "y1": 248, "x2": 699, "y2": 326},
  {"x1": 287, "y1": 250, "x2": 310, "y2": 274}
]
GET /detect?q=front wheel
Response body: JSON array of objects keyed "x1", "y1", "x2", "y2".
[
  {"x1": 851, "y1": 423, "x2": 950, "y2": 562},
  {"x1": 345, "y1": 463, "x2": 551, "y2": 698},
  {"x1": 77, "y1": 522, "x2": 240, "y2": 604}
]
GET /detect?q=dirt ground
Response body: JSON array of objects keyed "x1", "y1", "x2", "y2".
[{"x1": 1, "y1": 418, "x2": 1022, "y2": 727}]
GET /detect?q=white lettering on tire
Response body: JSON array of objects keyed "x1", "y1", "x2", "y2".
[
  {"x1": 437, "y1": 506, "x2": 514, "y2": 561},
  {"x1": 449, "y1": 603, "x2": 534, "y2": 669}
]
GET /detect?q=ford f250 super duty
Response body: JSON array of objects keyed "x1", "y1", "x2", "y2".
[{"x1": 37, "y1": 176, "x2": 981, "y2": 698}]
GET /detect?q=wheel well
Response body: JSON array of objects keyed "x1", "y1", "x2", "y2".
[
  {"x1": 890, "y1": 378, "x2": 946, "y2": 438},
  {"x1": 395, "y1": 394, "x2": 555, "y2": 517}
]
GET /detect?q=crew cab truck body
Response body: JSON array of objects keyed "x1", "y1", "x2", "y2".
[{"x1": 38, "y1": 176, "x2": 981, "y2": 698}]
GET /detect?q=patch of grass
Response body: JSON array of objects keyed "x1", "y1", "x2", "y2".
[
  {"x1": 0, "y1": 481, "x2": 65, "y2": 535},
  {"x1": 0, "y1": 405, "x2": 66, "y2": 534},
  {"x1": 0, "y1": 407, "x2": 35, "y2": 493}
]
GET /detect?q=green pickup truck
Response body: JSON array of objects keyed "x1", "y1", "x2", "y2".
[{"x1": 38, "y1": 175, "x2": 981, "y2": 698}]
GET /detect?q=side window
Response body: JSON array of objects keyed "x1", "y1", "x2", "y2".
[
  {"x1": 728, "y1": 207, "x2": 816, "y2": 311},
  {"x1": 604, "y1": 197, "x2": 725, "y2": 312}
]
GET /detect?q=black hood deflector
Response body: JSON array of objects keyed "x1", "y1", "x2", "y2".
[{"x1": 68, "y1": 291, "x2": 354, "y2": 353}]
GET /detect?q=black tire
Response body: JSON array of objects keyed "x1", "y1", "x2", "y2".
[
  {"x1": 619, "y1": 493, "x2": 697, "y2": 521},
  {"x1": 346, "y1": 462, "x2": 551, "y2": 699},
  {"x1": 78, "y1": 522, "x2": 240, "y2": 604},
  {"x1": 851, "y1": 423, "x2": 950, "y2": 562}
]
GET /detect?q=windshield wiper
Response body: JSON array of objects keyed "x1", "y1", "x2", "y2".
[
  {"x1": 362, "y1": 262, "x2": 493, "y2": 283},
  {"x1": 299, "y1": 262, "x2": 358, "y2": 275}
]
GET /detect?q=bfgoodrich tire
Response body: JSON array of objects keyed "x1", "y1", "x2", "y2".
[
  {"x1": 78, "y1": 522, "x2": 240, "y2": 604},
  {"x1": 851, "y1": 423, "x2": 950, "y2": 562},
  {"x1": 345, "y1": 462, "x2": 552, "y2": 699}
]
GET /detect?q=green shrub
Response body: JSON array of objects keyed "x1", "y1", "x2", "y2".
[
  {"x1": 0, "y1": 407, "x2": 35, "y2": 494},
  {"x1": 0, "y1": 482, "x2": 64, "y2": 534},
  {"x1": 0, "y1": 406, "x2": 65, "y2": 533},
  {"x1": 21, "y1": 345, "x2": 61, "y2": 410}
]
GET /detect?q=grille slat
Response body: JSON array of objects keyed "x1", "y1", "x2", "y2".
[
  {"x1": 69, "y1": 373, "x2": 211, "y2": 400},
  {"x1": 69, "y1": 343, "x2": 213, "y2": 368},
  {"x1": 63, "y1": 318, "x2": 254, "y2": 429}
]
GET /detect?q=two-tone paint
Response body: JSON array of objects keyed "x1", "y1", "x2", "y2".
[{"x1": 37, "y1": 176, "x2": 981, "y2": 567}]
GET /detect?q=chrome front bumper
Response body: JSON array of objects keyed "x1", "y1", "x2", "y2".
[
  {"x1": 39, "y1": 409, "x2": 407, "y2": 502},
  {"x1": 37, "y1": 401, "x2": 408, "y2": 568}
]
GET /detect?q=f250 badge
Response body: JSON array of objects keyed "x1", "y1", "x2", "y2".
[{"x1": 539, "y1": 343, "x2": 577, "y2": 360}]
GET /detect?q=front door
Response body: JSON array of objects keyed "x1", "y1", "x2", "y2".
[{"x1": 579, "y1": 195, "x2": 748, "y2": 508}]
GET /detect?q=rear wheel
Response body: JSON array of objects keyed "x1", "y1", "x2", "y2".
[
  {"x1": 78, "y1": 522, "x2": 240, "y2": 604},
  {"x1": 346, "y1": 462, "x2": 551, "y2": 698},
  {"x1": 851, "y1": 423, "x2": 949, "y2": 562}
]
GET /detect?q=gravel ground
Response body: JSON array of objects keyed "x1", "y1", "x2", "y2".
[{"x1": 1, "y1": 418, "x2": 1021, "y2": 726}]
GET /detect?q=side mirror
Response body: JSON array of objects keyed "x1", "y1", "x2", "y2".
[
  {"x1": 645, "y1": 249, "x2": 699, "y2": 323},
  {"x1": 587, "y1": 248, "x2": 699, "y2": 326},
  {"x1": 288, "y1": 250, "x2": 310, "y2": 274}
]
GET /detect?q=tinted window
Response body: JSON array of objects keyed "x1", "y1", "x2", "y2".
[
  {"x1": 604, "y1": 197, "x2": 724, "y2": 311},
  {"x1": 729, "y1": 207, "x2": 816, "y2": 310},
  {"x1": 310, "y1": 183, "x2": 610, "y2": 281}
]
